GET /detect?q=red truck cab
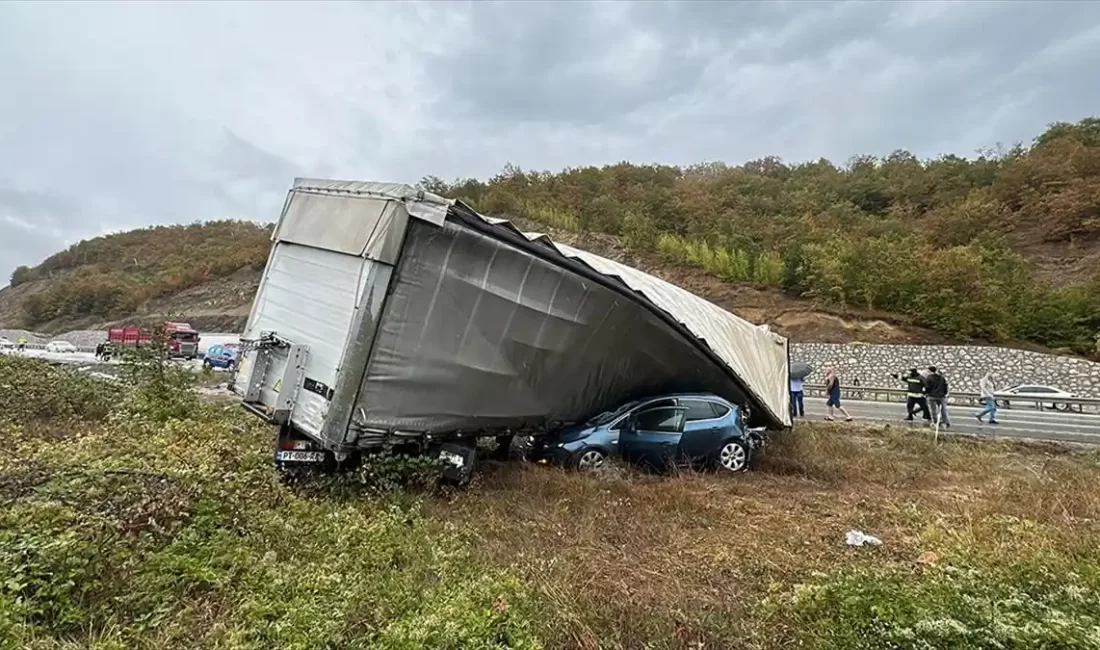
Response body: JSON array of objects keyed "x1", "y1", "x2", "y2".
[{"x1": 107, "y1": 322, "x2": 200, "y2": 359}]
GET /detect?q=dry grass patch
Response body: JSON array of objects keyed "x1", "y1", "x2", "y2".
[{"x1": 427, "y1": 424, "x2": 1100, "y2": 649}]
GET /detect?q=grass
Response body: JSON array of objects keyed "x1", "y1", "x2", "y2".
[{"x1": 2, "y1": 354, "x2": 1100, "y2": 649}]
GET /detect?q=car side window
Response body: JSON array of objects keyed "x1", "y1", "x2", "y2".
[
  {"x1": 633, "y1": 407, "x2": 685, "y2": 433},
  {"x1": 709, "y1": 402, "x2": 731, "y2": 418},
  {"x1": 611, "y1": 398, "x2": 675, "y2": 430},
  {"x1": 681, "y1": 399, "x2": 719, "y2": 422}
]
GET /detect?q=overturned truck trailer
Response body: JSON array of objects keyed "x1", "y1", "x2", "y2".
[{"x1": 233, "y1": 179, "x2": 791, "y2": 471}]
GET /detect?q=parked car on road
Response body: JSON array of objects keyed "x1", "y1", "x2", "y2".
[
  {"x1": 44, "y1": 340, "x2": 78, "y2": 354},
  {"x1": 0, "y1": 337, "x2": 12, "y2": 350},
  {"x1": 203, "y1": 344, "x2": 239, "y2": 370},
  {"x1": 995, "y1": 384, "x2": 1076, "y2": 411},
  {"x1": 525, "y1": 393, "x2": 762, "y2": 473}
]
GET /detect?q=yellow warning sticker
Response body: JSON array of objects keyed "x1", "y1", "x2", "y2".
[{"x1": 273, "y1": 379, "x2": 282, "y2": 393}]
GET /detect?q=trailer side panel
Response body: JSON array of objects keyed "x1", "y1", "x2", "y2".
[{"x1": 349, "y1": 219, "x2": 740, "y2": 439}]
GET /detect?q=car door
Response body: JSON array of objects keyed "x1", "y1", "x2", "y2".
[
  {"x1": 621, "y1": 405, "x2": 687, "y2": 471},
  {"x1": 677, "y1": 399, "x2": 729, "y2": 467}
]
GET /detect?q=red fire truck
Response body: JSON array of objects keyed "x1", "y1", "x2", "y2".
[{"x1": 107, "y1": 322, "x2": 200, "y2": 359}]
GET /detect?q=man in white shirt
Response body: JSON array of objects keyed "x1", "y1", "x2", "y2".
[
  {"x1": 977, "y1": 372, "x2": 999, "y2": 424},
  {"x1": 790, "y1": 376, "x2": 805, "y2": 419}
]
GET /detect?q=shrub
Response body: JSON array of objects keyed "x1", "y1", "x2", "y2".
[
  {"x1": 0, "y1": 355, "x2": 120, "y2": 425},
  {"x1": 766, "y1": 555, "x2": 1100, "y2": 649}
]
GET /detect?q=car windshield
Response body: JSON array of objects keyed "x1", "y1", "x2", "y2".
[{"x1": 586, "y1": 400, "x2": 641, "y2": 426}]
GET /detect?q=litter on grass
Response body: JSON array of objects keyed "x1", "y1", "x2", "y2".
[{"x1": 846, "y1": 530, "x2": 883, "y2": 547}]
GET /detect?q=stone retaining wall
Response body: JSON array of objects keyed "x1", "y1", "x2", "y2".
[{"x1": 791, "y1": 343, "x2": 1100, "y2": 398}]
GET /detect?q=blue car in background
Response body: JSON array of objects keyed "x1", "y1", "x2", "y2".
[
  {"x1": 525, "y1": 393, "x2": 762, "y2": 473},
  {"x1": 202, "y1": 344, "x2": 239, "y2": 370}
]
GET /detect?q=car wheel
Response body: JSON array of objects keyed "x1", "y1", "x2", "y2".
[
  {"x1": 717, "y1": 440, "x2": 750, "y2": 473},
  {"x1": 227, "y1": 361, "x2": 236, "y2": 371},
  {"x1": 574, "y1": 448, "x2": 607, "y2": 472}
]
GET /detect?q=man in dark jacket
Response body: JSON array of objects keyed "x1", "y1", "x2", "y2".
[
  {"x1": 924, "y1": 366, "x2": 950, "y2": 427},
  {"x1": 899, "y1": 368, "x2": 930, "y2": 421}
]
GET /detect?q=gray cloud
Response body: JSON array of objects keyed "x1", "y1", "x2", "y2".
[{"x1": 1, "y1": 0, "x2": 1099, "y2": 282}]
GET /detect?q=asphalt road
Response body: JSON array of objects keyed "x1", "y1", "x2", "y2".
[{"x1": 803, "y1": 398, "x2": 1100, "y2": 445}]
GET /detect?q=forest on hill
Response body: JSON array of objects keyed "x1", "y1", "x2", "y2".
[
  {"x1": 5, "y1": 118, "x2": 1099, "y2": 354},
  {"x1": 7, "y1": 221, "x2": 272, "y2": 326},
  {"x1": 419, "y1": 117, "x2": 1100, "y2": 355}
]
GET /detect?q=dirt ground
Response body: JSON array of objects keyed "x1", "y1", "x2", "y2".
[{"x1": 425, "y1": 425, "x2": 1100, "y2": 648}]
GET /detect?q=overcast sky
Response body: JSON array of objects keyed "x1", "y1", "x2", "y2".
[{"x1": 2, "y1": 0, "x2": 1099, "y2": 282}]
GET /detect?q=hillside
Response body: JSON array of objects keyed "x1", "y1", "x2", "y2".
[
  {"x1": 425, "y1": 117, "x2": 1100, "y2": 354},
  {"x1": 0, "y1": 221, "x2": 271, "y2": 334},
  {"x1": 2, "y1": 118, "x2": 1099, "y2": 352},
  {"x1": 0, "y1": 220, "x2": 951, "y2": 345}
]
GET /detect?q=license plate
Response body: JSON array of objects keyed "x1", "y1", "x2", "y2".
[
  {"x1": 276, "y1": 450, "x2": 325, "y2": 463},
  {"x1": 439, "y1": 450, "x2": 465, "y2": 468}
]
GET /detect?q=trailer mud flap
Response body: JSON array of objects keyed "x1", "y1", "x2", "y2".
[{"x1": 437, "y1": 442, "x2": 477, "y2": 484}]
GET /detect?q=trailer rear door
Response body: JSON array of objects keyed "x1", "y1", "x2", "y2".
[{"x1": 234, "y1": 242, "x2": 367, "y2": 438}]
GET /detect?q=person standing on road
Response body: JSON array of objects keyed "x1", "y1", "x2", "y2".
[
  {"x1": 924, "y1": 366, "x2": 950, "y2": 428},
  {"x1": 16, "y1": 336, "x2": 26, "y2": 354},
  {"x1": 977, "y1": 372, "x2": 999, "y2": 425},
  {"x1": 900, "y1": 368, "x2": 930, "y2": 421},
  {"x1": 789, "y1": 375, "x2": 805, "y2": 419},
  {"x1": 823, "y1": 367, "x2": 854, "y2": 422}
]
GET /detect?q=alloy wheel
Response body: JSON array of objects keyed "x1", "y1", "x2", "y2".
[
  {"x1": 719, "y1": 442, "x2": 747, "y2": 472},
  {"x1": 577, "y1": 449, "x2": 606, "y2": 471}
]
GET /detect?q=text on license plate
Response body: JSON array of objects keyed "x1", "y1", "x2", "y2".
[{"x1": 276, "y1": 450, "x2": 325, "y2": 463}]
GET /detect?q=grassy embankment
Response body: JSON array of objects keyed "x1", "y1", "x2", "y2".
[{"x1": 2, "y1": 354, "x2": 1099, "y2": 649}]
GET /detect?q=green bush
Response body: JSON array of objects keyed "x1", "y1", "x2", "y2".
[
  {"x1": 0, "y1": 347, "x2": 541, "y2": 649},
  {"x1": 0, "y1": 355, "x2": 120, "y2": 425},
  {"x1": 657, "y1": 233, "x2": 784, "y2": 289},
  {"x1": 116, "y1": 325, "x2": 200, "y2": 422},
  {"x1": 766, "y1": 555, "x2": 1100, "y2": 649}
]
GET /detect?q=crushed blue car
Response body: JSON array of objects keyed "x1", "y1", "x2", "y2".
[
  {"x1": 202, "y1": 344, "x2": 239, "y2": 370},
  {"x1": 524, "y1": 393, "x2": 763, "y2": 473}
]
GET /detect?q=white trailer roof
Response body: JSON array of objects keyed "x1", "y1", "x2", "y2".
[{"x1": 290, "y1": 178, "x2": 791, "y2": 427}]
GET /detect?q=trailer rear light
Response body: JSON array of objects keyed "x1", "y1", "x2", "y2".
[{"x1": 278, "y1": 439, "x2": 315, "y2": 451}]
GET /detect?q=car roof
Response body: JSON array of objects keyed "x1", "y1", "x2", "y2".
[{"x1": 637, "y1": 393, "x2": 735, "y2": 406}]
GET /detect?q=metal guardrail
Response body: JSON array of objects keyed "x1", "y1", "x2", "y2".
[
  {"x1": 802, "y1": 384, "x2": 1100, "y2": 415},
  {"x1": 2, "y1": 343, "x2": 96, "y2": 354}
]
